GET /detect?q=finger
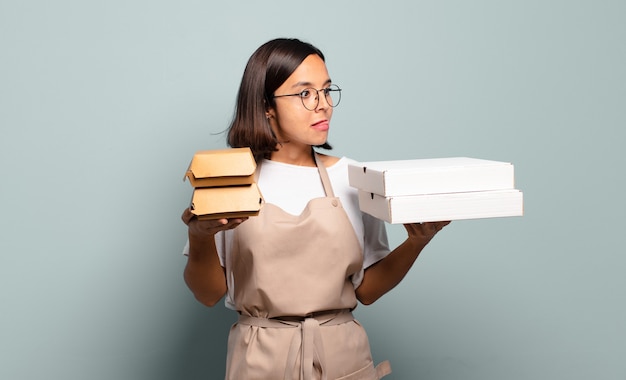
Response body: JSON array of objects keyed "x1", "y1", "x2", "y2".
[
  {"x1": 422, "y1": 221, "x2": 440, "y2": 230},
  {"x1": 223, "y1": 217, "x2": 248, "y2": 228},
  {"x1": 206, "y1": 217, "x2": 248, "y2": 231},
  {"x1": 402, "y1": 222, "x2": 427, "y2": 235},
  {"x1": 435, "y1": 220, "x2": 451, "y2": 229},
  {"x1": 181, "y1": 208, "x2": 196, "y2": 225},
  {"x1": 404, "y1": 221, "x2": 446, "y2": 235}
]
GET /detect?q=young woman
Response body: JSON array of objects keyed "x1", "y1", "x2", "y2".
[{"x1": 181, "y1": 38, "x2": 449, "y2": 380}]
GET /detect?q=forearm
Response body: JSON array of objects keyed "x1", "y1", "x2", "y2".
[
  {"x1": 183, "y1": 235, "x2": 227, "y2": 307},
  {"x1": 356, "y1": 221, "x2": 449, "y2": 305},
  {"x1": 355, "y1": 237, "x2": 426, "y2": 305}
]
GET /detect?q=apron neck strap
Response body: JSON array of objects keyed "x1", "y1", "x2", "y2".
[{"x1": 313, "y1": 152, "x2": 336, "y2": 198}]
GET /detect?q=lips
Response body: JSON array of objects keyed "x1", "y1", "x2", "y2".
[{"x1": 311, "y1": 120, "x2": 329, "y2": 131}]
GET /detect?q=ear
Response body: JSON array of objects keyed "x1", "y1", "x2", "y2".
[
  {"x1": 264, "y1": 97, "x2": 276, "y2": 119},
  {"x1": 266, "y1": 107, "x2": 276, "y2": 120}
]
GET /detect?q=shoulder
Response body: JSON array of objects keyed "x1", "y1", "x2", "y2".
[
  {"x1": 317, "y1": 153, "x2": 341, "y2": 167},
  {"x1": 317, "y1": 154, "x2": 357, "y2": 169}
]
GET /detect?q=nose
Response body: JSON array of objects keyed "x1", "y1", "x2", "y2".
[{"x1": 315, "y1": 89, "x2": 331, "y2": 110}]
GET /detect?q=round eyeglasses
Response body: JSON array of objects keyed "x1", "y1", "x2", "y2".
[{"x1": 273, "y1": 84, "x2": 342, "y2": 111}]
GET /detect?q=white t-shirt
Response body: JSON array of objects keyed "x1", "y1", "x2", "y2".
[{"x1": 183, "y1": 156, "x2": 390, "y2": 309}]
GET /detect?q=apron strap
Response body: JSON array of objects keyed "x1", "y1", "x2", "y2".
[
  {"x1": 376, "y1": 360, "x2": 392, "y2": 378},
  {"x1": 313, "y1": 152, "x2": 336, "y2": 198}
]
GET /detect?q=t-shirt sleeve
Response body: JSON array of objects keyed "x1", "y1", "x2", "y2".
[
  {"x1": 351, "y1": 211, "x2": 390, "y2": 288},
  {"x1": 214, "y1": 231, "x2": 227, "y2": 267},
  {"x1": 362, "y1": 212, "x2": 390, "y2": 269}
]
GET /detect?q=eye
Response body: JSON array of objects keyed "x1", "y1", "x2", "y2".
[
  {"x1": 300, "y1": 89, "x2": 312, "y2": 98},
  {"x1": 322, "y1": 87, "x2": 332, "y2": 96}
]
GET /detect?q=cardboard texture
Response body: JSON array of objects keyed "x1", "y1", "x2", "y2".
[
  {"x1": 185, "y1": 148, "x2": 257, "y2": 187},
  {"x1": 191, "y1": 184, "x2": 263, "y2": 220},
  {"x1": 185, "y1": 147, "x2": 263, "y2": 219},
  {"x1": 348, "y1": 157, "x2": 515, "y2": 197},
  {"x1": 357, "y1": 189, "x2": 524, "y2": 224}
]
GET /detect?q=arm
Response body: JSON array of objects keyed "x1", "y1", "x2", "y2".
[
  {"x1": 355, "y1": 221, "x2": 450, "y2": 305},
  {"x1": 181, "y1": 208, "x2": 247, "y2": 307}
]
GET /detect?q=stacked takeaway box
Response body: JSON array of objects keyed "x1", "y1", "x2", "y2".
[
  {"x1": 184, "y1": 148, "x2": 263, "y2": 220},
  {"x1": 348, "y1": 157, "x2": 523, "y2": 224}
]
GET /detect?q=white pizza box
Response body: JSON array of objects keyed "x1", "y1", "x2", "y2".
[
  {"x1": 357, "y1": 189, "x2": 524, "y2": 224},
  {"x1": 348, "y1": 157, "x2": 515, "y2": 197}
]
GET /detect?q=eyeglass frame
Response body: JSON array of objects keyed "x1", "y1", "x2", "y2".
[{"x1": 272, "y1": 84, "x2": 342, "y2": 111}]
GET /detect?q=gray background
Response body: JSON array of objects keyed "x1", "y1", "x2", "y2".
[{"x1": 1, "y1": 1, "x2": 624, "y2": 379}]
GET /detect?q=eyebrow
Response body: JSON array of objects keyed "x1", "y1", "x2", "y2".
[{"x1": 291, "y1": 79, "x2": 332, "y2": 89}]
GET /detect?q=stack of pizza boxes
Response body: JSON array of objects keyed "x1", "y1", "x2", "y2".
[
  {"x1": 348, "y1": 157, "x2": 523, "y2": 224},
  {"x1": 184, "y1": 148, "x2": 263, "y2": 220}
]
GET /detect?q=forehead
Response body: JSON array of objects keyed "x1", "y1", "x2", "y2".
[{"x1": 282, "y1": 54, "x2": 330, "y2": 88}]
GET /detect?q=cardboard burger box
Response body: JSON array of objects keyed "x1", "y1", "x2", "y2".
[
  {"x1": 184, "y1": 148, "x2": 263, "y2": 220},
  {"x1": 185, "y1": 148, "x2": 257, "y2": 187},
  {"x1": 190, "y1": 183, "x2": 264, "y2": 220},
  {"x1": 348, "y1": 157, "x2": 523, "y2": 224}
]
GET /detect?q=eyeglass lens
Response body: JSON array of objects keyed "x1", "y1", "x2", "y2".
[{"x1": 301, "y1": 85, "x2": 341, "y2": 110}]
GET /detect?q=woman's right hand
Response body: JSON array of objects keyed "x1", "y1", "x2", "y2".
[
  {"x1": 181, "y1": 208, "x2": 246, "y2": 306},
  {"x1": 181, "y1": 208, "x2": 248, "y2": 238}
]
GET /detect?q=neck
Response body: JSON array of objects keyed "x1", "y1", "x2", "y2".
[{"x1": 270, "y1": 145, "x2": 316, "y2": 166}]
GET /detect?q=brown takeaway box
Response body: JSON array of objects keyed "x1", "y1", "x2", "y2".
[
  {"x1": 184, "y1": 148, "x2": 263, "y2": 220},
  {"x1": 191, "y1": 184, "x2": 263, "y2": 220},
  {"x1": 185, "y1": 148, "x2": 257, "y2": 187}
]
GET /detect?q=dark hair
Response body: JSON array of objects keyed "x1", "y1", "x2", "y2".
[{"x1": 227, "y1": 38, "x2": 332, "y2": 161}]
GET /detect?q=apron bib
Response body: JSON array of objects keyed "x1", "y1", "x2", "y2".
[{"x1": 223, "y1": 153, "x2": 390, "y2": 379}]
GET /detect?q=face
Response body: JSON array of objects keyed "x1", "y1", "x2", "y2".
[{"x1": 267, "y1": 54, "x2": 334, "y2": 151}]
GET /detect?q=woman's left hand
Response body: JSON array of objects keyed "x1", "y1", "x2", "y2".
[{"x1": 403, "y1": 221, "x2": 451, "y2": 246}]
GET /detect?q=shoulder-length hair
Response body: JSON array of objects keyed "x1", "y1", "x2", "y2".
[{"x1": 227, "y1": 38, "x2": 332, "y2": 161}]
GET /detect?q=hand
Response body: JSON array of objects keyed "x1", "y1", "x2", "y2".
[
  {"x1": 403, "y1": 221, "x2": 450, "y2": 245},
  {"x1": 181, "y1": 208, "x2": 248, "y2": 238}
]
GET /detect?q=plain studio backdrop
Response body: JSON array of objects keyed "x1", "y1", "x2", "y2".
[{"x1": 1, "y1": 1, "x2": 624, "y2": 379}]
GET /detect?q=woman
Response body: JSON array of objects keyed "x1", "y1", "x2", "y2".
[{"x1": 181, "y1": 38, "x2": 449, "y2": 379}]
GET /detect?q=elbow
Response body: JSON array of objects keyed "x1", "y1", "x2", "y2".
[
  {"x1": 193, "y1": 292, "x2": 224, "y2": 307},
  {"x1": 358, "y1": 298, "x2": 375, "y2": 306},
  {"x1": 187, "y1": 283, "x2": 226, "y2": 307},
  {"x1": 183, "y1": 271, "x2": 227, "y2": 307},
  {"x1": 357, "y1": 296, "x2": 378, "y2": 306},
  {"x1": 355, "y1": 289, "x2": 381, "y2": 306}
]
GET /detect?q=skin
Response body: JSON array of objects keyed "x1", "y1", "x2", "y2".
[
  {"x1": 267, "y1": 54, "x2": 335, "y2": 167},
  {"x1": 182, "y1": 54, "x2": 450, "y2": 307}
]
